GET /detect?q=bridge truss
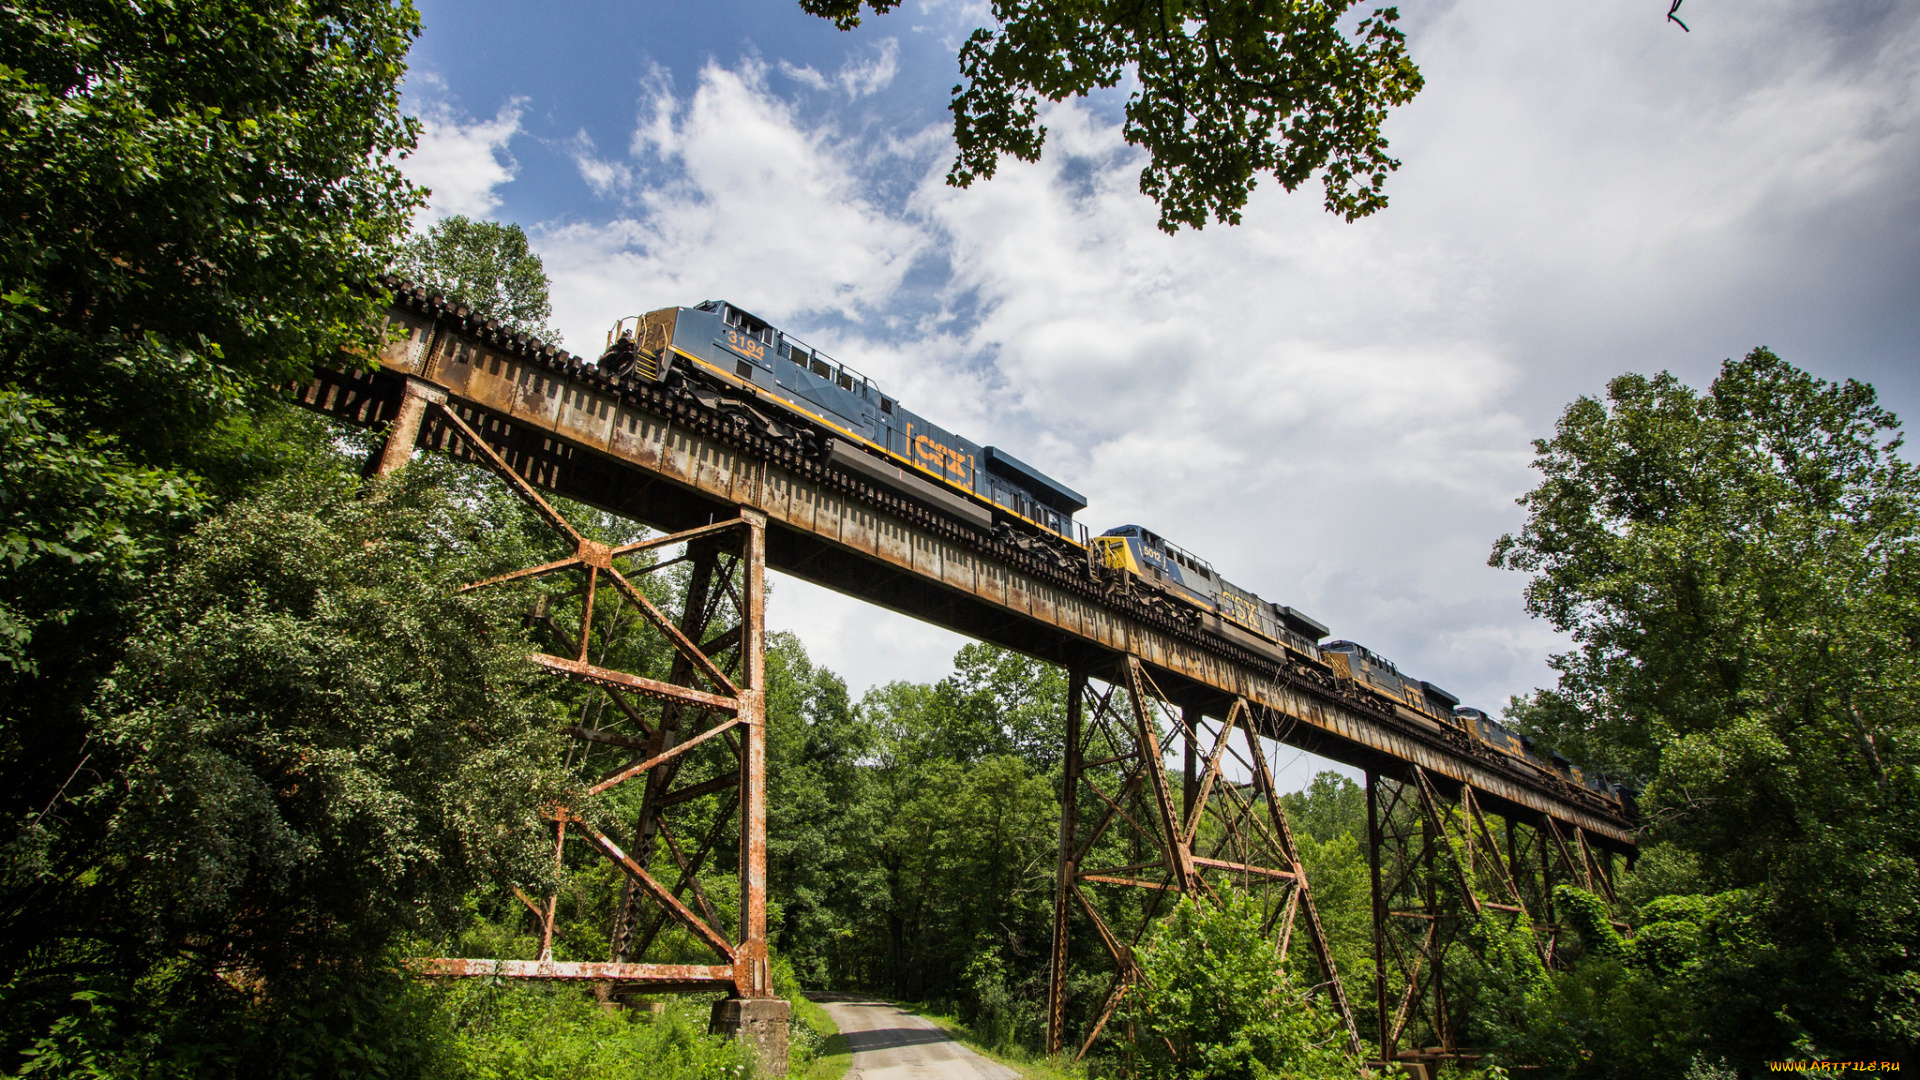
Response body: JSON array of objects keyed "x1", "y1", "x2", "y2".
[{"x1": 298, "y1": 285, "x2": 1637, "y2": 1071}]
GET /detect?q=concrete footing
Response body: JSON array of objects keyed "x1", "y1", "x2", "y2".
[{"x1": 710, "y1": 996, "x2": 790, "y2": 1075}]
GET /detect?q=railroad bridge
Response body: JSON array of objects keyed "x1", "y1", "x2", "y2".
[{"x1": 297, "y1": 282, "x2": 1637, "y2": 1075}]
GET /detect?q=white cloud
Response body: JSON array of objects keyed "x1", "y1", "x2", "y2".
[
  {"x1": 529, "y1": 0, "x2": 1920, "y2": 708},
  {"x1": 567, "y1": 130, "x2": 635, "y2": 200},
  {"x1": 543, "y1": 58, "x2": 927, "y2": 340},
  {"x1": 777, "y1": 60, "x2": 831, "y2": 92},
  {"x1": 403, "y1": 93, "x2": 525, "y2": 221},
  {"x1": 777, "y1": 38, "x2": 900, "y2": 100},
  {"x1": 837, "y1": 38, "x2": 900, "y2": 98}
]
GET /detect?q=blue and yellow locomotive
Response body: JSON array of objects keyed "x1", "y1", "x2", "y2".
[
  {"x1": 596, "y1": 300, "x2": 1626, "y2": 810},
  {"x1": 1091, "y1": 525, "x2": 1330, "y2": 663},
  {"x1": 601, "y1": 300, "x2": 1085, "y2": 539}
]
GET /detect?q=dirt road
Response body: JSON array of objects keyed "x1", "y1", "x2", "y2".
[{"x1": 808, "y1": 995, "x2": 1019, "y2": 1080}]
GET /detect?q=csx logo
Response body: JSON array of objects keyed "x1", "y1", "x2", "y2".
[{"x1": 910, "y1": 431, "x2": 971, "y2": 482}]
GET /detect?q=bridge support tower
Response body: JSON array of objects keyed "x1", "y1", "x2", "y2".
[
  {"x1": 1042, "y1": 657, "x2": 1364, "y2": 1062},
  {"x1": 374, "y1": 390, "x2": 786, "y2": 1073}
]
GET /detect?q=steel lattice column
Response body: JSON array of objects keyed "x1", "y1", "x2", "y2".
[
  {"x1": 380, "y1": 399, "x2": 775, "y2": 1001},
  {"x1": 1044, "y1": 658, "x2": 1361, "y2": 1061},
  {"x1": 1364, "y1": 767, "x2": 1620, "y2": 1071}
]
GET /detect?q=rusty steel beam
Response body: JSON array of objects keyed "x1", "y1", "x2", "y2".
[
  {"x1": 589, "y1": 717, "x2": 744, "y2": 795},
  {"x1": 417, "y1": 959, "x2": 735, "y2": 984},
  {"x1": 734, "y1": 509, "x2": 773, "y2": 998},
  {"x1": 569, "y1": 814, "x2": 737, "y2": 962},
  {"x1": 532, "y1": 654, "x2": 740, "y2": 715},
  {"x1": 1045, "y1": 668, "x2": 1086, "y2": 1056}
]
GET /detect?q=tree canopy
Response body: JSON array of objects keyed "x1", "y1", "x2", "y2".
[
  {"x1": 800, "y1": 0, "x2": 1424, "y2": 231},
  {"x1": 0, "y1": 0, "x2": 421, "y2": 699},
  {"x1": 393, "y1": 215, "x2": 558, "y2": 341},
  {"x1": 1490, "y1": 349, "x2": 1920, "y2": 1065}
]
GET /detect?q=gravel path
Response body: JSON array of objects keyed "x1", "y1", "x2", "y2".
[{"x1": 808, "y1": 994, "x2": 1019, "y2": 1080}]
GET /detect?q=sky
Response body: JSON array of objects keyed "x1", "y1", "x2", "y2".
[{"x1": 397, "y1": 0, "x2": 1920, "y2": 785}]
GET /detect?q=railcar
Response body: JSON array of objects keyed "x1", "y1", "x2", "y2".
[
  {"x1": 1455, "y1": 706, "x2": 1529, "y2": 758},
  {"x1": 1454, "y1": 706, "x2": 1628, "y2": 807},
  {"x1": 599, "y1": 301, "x2": 1085, "y2": 539}
]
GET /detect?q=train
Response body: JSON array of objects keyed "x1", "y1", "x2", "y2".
[{"x1": 596, "y1": 299, "x2": 1629, "y2": 809}]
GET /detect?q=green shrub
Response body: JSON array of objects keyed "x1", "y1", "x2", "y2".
[
  {"x1": 436, "y1": 982, "x2": 753, "y2": 1080},
  {"x1": 1118, "y1": 890, "x2": 1355, "y2": 1080}
]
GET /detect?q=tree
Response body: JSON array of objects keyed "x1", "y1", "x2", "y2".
[
  {"x1": 0, "y1": 0, "x2": 422, "y2": 853},
  {"x1": 1120, "y1": 890, "x2": 1356, "y2": 1080},
  {"x1": 801, "y1": 0, "x2": 1423, "y2": 232},
  {"x1": 0, "y1": 1, "x2": 456, "y2": 1068},
  {"x1": 2, "y1": 440, "x2": 582, "y2": 1075},
  {"x1": 393, "y1": 215, "x2": 558, "y2": 340},
  {"x1": 1490, "y1": 349, "x2": 1920, "y2": 1066}
]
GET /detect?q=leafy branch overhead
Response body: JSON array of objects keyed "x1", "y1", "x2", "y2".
[{"x1": 802, "y1": 0, "x2": 1424, "y2": 231}]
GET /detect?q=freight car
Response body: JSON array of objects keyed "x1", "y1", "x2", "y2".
[{"x1": 594, "y1": 300, "x2": 1626, "y2": 808}]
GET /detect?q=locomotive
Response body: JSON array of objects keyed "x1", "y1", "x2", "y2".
[
  {"x1": 599, "y1": 300, "x2": 1085, "y2": 540},
  {"x1": 597, "y1": 300, "x2": 1626, "y2": 808}
]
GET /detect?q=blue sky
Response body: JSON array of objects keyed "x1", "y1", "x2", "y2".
[{"x1": 399, "y1": 0, "x2": 1920, "y2": 783}]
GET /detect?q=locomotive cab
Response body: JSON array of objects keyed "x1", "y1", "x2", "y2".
[{"x1": 1094, "y1": 526, "x2": 1216, "y2": 607}]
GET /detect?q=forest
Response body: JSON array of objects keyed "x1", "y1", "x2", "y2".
[{"x1": 2, "y1": 2, "x2": 1915, "y2": 1078}]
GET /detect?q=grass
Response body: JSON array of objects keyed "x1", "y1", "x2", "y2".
[
  {"x1": 901, "y1": 1003, "x2": 1088, "y2": 1080},
  {"x1": 787, "y1": 994, "x2": 851, "y2": 1080},
  {"x1": 433, "y1": 983, "x2": 754, "y2": 1080}
]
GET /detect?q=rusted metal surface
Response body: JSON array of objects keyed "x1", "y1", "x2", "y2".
[
  {"x1": 374, "y1": 396, "x2": 774, "y2": 998},
  {"x1": 417, "y1": 958, "x2": 735, "y2": 984},
  {"x1": 568, "y1": 815, "x2": 736, "y2": 960},
  {"x1": 1043, "y1": 664, "x2": 1364, "y2": 1061},
  {"x1": 735, "y1": 510, "x2": 772, "y2": 998},
  {"x1": 372, "y1": 377, "x2": 444, "y2": 476},
  {"x1": 532, "y1": 654, "x2": 742, "y2": 715},
  {"x1": 1044, "y1": 668, "x2": 1085, "y2": 1054},
  {"x1": 301, "y1": 291, "x2": 1635, "y2": 848}
]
